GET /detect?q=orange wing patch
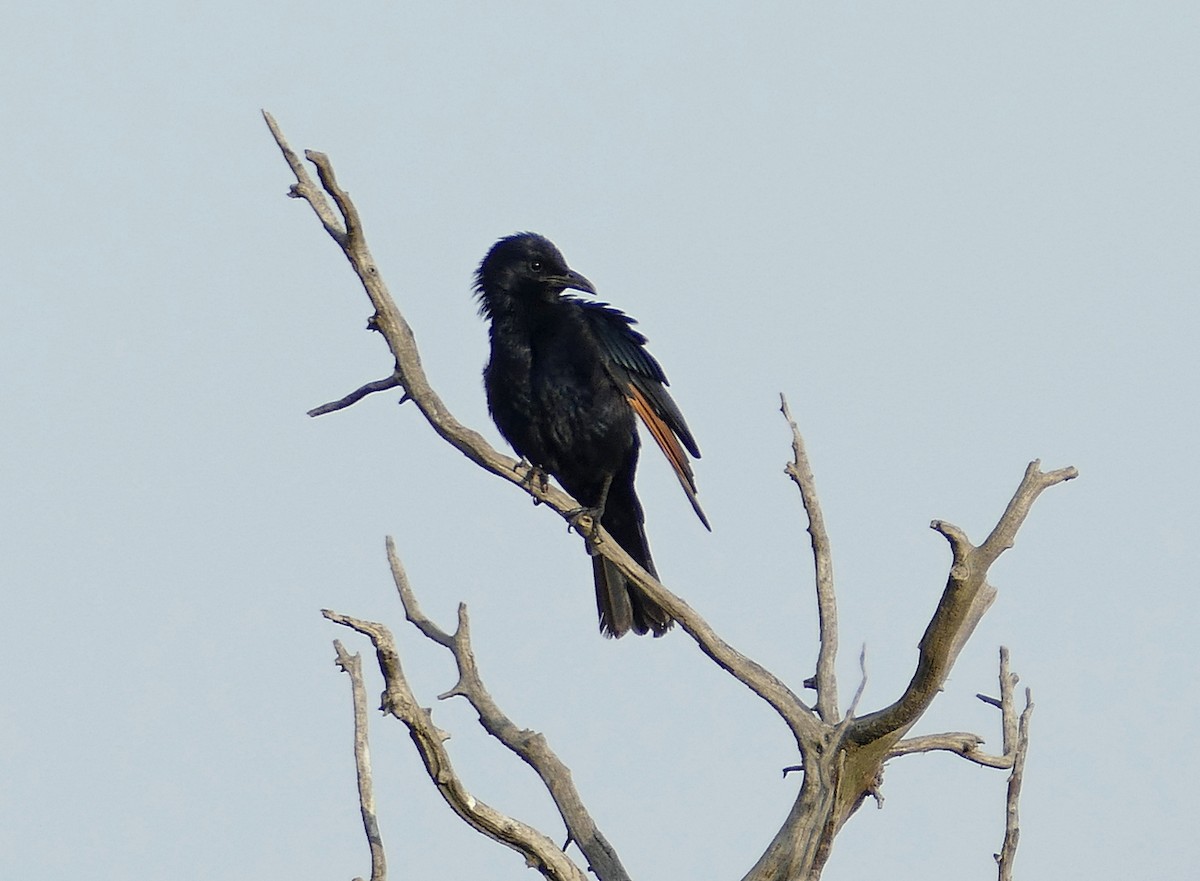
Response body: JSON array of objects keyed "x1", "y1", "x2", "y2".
[{"x1": 627, "y1": 383, "x2": 711, "y2": 531}]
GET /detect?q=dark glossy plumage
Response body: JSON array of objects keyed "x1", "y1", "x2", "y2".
[{"x1": 474, "y1": 232, "x2": 708, "y2": 637}]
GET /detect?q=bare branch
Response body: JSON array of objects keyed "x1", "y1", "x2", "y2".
[
  {"x1": 780, "y1": 394, "x2": 839, "y2": 723},
  {"x1": 306, "y1": 149, "x2": 364, "y2": 243},
  {"x1": 322, "y1": 610, "x2": 589, "y2": 881},
  {"x1": 587, "y1": 527, "x2": 823, "y2": 749},
  {"x1": 835, "y1": 646, "x2": 868, "y2": 735},
  {"x1": 745, "y1": 647, "x2": 867, "y2": 881},
  {"x1": 847, "y1": 461, "x2": 1073, "y2": 746},
  {"x1": 309, "y1": 374, "x2": 403, "y2": 417},
  {"x1": 378, "y1": 538, "x2": 630, "y2": 879},
  {"x1": 262, "y1": 110, "x2": 346, "y2": 242},
  {"x1": 332, "y1": 641, "x2": 387, "y2": 881},
  {"x1": 998, "y1": 685, "x2": 1034, "y2": 880},
  {"x1": 930, "y1": 518, "x2": 973, "y2": 564},
  {"x1": 979, "y1": 461, "x2": 1079, "y2": 565},
  {"x1": 886, "y1": 732, "x2": 1015, "y2": 768},
  {"x1": 890, "y1": 645, "x2": 1033, "y2": 765},
  {"x1": 997, "y1": 646, "x2": 1020, "y2": 757},
  {"x1": 384, "y1": 537, "x2": 455, "y2": 649}
]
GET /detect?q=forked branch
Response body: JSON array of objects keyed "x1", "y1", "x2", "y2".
[
  {"x1": 323, "y1": 609, "x2": 591, "y2": 881},
  {"x1": 848, "y1": 461, "x2": 1075, "y2": 746},
  {"x1": 383, "y1": 538, "x2": 632, "y2": 881}
]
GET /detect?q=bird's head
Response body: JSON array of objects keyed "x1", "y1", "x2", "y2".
[{"x1": 474, "y1": 232, "x2": 595, "y2": 316}]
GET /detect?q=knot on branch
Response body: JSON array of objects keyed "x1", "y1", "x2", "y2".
[{"x1": 379, "y1": 691, "x2": 398, "y2": 717}]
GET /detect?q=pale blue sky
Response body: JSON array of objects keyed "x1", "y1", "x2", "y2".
[{"x1": 3, "y1": 3, "x2": 1196, "y2": 879}]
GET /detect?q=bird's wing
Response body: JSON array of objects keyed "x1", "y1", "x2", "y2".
[{"x1": 572, "y1": 298, "x2": 711, "y2": 530}]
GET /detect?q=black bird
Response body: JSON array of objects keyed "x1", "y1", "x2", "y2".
[{"x1": 475, "y1": 232, "x2": 709, "y2": 638}]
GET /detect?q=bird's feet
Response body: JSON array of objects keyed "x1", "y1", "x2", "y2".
[
  {"x1": 514, "y1": 459, "x2": 550, "y2": 503},
  {"x1": 566, "y1": 505, "x2": 605, "y2": 546}
]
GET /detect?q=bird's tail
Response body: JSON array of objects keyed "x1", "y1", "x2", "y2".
[{"x1": 592, "y1": 482, "x2": 673, "y2": 638}]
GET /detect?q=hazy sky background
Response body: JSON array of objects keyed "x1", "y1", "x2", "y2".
[{"x1": 3, "y1": 3, "x2": 1196, "y2": 879}]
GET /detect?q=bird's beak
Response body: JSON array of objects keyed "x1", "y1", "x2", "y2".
[{"x1": 557, "y1": 269, "x2": 596, "y2": 295}]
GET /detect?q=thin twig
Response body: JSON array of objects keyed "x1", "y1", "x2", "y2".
[
  {"x1": 997, "y1": 688, "x2": 1034, "y2": 880},
  {"x1": 332, "y1": 641, "x2": 387, "y2": 881},
  {"x1": 262, "y1": 110, "x2": 345, "y2": 241},
  {"x1": 309, "y1": 374, "x2": 403, "y2": 417},
  {"x1": 781, "y1": 394, "x2": 840, "y2": 724},
  {"x1": 998, "y1": 646, "x2": 1020, "y2": 757},
  {"x1": 837, "y1": 645, "x2": 868, "y2": 732},
  {"x1": 385, "y1": 538, "x2": 454, "y2": 648},
  {"x1": 887, "y1": 732, "x2": 1013, "y2": 768}
]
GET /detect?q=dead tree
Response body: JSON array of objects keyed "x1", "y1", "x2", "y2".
[{"x1": 265, "y1": 112, "x2": 1076, "y2": 881}]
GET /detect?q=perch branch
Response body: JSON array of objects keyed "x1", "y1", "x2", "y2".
[
  {"x1": 264, "y1": 111, "x2": 544, "y2": 490},
  {"x1": 781, "y1": 394, "x2": 840, "y2": 723},
  {"x1": 332, "y1": 641, "x2": 387, "y2": 881},
  {"x1": 322, "y1": 610, "x2": 590, "y2": 881},
  {"x1": 585, "y1": 529, "x2": 821, "y2": 748},
  {"x1": 265, "y1": 113, "x2": 824, "y2": 753}
]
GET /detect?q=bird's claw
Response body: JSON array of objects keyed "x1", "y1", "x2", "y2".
[
  {"x1": 515, "y1": 459, "x2": 549, "y2": 503},
  {"x1": 566, "y1": 505, "x2": 604, "y2": 542}
]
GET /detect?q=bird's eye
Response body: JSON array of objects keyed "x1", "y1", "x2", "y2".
[{"x1": 529, "y1": 260, "x2": 543, "y2": 272}]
